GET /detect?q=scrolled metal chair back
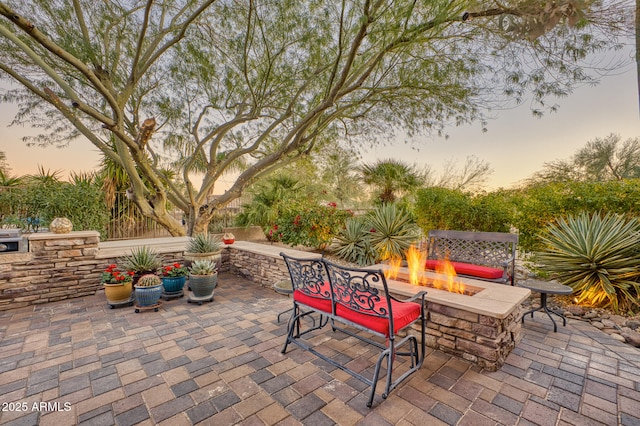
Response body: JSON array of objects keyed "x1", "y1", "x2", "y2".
[
  {"x1": 323, "y1": 260, "x2": 391, "y2": 318},
  {"x1": 280, "y1": 253, "x2": 330, "y2": 299}
]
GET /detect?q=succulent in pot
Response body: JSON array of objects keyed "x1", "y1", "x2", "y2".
[
  {"x1": 189, "y1": 259, "x2": 217, "y2": 276},
  {"x1": 136, "y1": 274, "x2": 162, "y2": 287},
  {"x1": 184, "y1": 233, "x2": 222, "y2": 270},
  {"x1": 188, "y1": 259, "x2": 218, "y2": 300},
  {"x1": 134, "y1": 273, "x2": 163, "y2": 309}
]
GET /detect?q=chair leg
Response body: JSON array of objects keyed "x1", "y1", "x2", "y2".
[
  {"x1": 281, "y1": 305, "x2": 300, "y2": 354},
  {"x1": 382, "y1": 341, "x2": 396, "y2": 401},
  {"x1": 368, "y1": 348, "x2": 389, "y2": 408}
]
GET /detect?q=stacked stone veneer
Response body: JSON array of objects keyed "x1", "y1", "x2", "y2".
[
  {"x1": 0, "y1": 235, "x2": 523, "y2": 370},
  {"x1": 225, "y1": 246, "x2": 290, "y2": 286},
  {"x1": 0, "y1": 231, "x2": 184, "y2": 311},
  {"x1": 422, "y1": 301, "x2": 524, "y2": 372}
]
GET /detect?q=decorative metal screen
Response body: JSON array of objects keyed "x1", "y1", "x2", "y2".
[{"x1": 428, "y1": 237, "x2": 514, "y2": 267}]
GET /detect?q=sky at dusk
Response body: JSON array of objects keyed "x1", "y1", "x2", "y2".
[{"x1": 1, "y1": 53, "x2": 639, "y2": 191}]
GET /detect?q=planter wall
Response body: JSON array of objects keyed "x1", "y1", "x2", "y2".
[{"x1": 0, "y1": 232, "x2": 183, "y2": 311}]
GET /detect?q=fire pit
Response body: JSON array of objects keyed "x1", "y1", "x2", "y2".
[{"x1": 365, "y1": 245, "x2": 530, "y2": 371}]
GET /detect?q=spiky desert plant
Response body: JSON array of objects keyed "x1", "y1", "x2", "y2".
[
  {"x1": 536, "y1": 212, "x2": 640, "y2": 313},
  {"x1": 186, "y1": 233, "x2": 222, "y2": 253},
  {"x1": 122, "y1": 246, "x2": 162, "y2": 274},
  {"x1": 332, "y1": 217, "x2": 378, "y2": 266},
  {"x1": 365, "y1": 203, "x2": 420, "y2": 261},
  {"x1": 189, "y1": 260, "x2": 217, "y2": 276},
  {"x1": 136, "y1": 274, "x2": 162, "y2": 287}
]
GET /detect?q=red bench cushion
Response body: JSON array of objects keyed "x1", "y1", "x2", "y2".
[
  {"x1": 425, "y1": 260, "x2": 503, "y2": 280},
  {"x1": 335, "y1": 299, "x2": 421, "y2": 337},
  {"x1": 293, "y1": 281, "x2": 332, "y2": 313}
]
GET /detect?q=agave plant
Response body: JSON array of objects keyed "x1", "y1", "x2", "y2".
[
  {"x1": 186, "y1": 233, "x2": 222, "y2": 253},
  {"x1": 332, "y1": 217, "x2": 378, "y2": 266},
  {"x1": 122, "y1": 246, "x2": 162, "y2": 274},
  {"x1": 365, "y1": 203, "x2": 420, "y2": 261},
  {"x1": 536, "y1": 212, "x2": 640, "y2": 313}
]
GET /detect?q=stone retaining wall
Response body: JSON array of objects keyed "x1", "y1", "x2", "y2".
[
  {"x1": 226, "y1": 246, "x2": 290, "y2": 286},
  {"x1": 0, "y1": 232, "x2": 184, "y2": 311}
]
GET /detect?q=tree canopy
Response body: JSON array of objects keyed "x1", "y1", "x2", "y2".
[
  {"x1": 0, "y1": 0, "x2": 632, "y2": 235},
  {"x1": 528, "y1": 133, "x2": 640, "y2": 183}
]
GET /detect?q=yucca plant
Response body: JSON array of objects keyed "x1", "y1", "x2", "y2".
[
  {"x1": 186, "y1": 233, "x2": 222, "y2": 253},
  {"x1": 365, "y1": 203, "x2": 420, "y2": 261},
  {"x1": 122, "y1": 246, "x2": 162, "y2": 274},
  {"x1": 332, "y1": 217, "x2": 378, "y2": 266},
  {"x1": 536, "y1": 212, "x2": 640, "y2": 313}
]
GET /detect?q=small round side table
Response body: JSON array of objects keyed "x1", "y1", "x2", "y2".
[{"x1": 519, "y1": 279, "x2": 573, "y2": 332}]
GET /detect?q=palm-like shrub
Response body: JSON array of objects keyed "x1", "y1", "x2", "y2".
[
  {"x1": 366, "y1": 204, "x2": 420, "y2": 261},
  {"x1": 332, "y1": 217, "x2": 378, "y2": 266},
  {"x1": 536, "y1": 212, "x2": 640, "y2": 313}
]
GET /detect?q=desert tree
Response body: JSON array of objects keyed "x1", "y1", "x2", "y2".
[
  {"x1": 0, "y1": 0, "x2": 632, "y2": 235},
  {"x1": 528, "y1": 133, "x2": 640, "y2": 183}
]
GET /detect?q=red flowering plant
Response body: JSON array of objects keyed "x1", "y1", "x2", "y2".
[
  {"x1": 274, "y1": 200, "x2": 353, "y2": 249},
  {"x1": 101, "y1": 264, "x2": 134, "y2": 284},
  {"x1": 161, "y1": 263, "x2": 189, "y2": 277}
]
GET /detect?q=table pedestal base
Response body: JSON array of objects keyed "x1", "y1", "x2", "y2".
[{"x1": 521, "y1": 293, "x2": 567, "y2": 332}]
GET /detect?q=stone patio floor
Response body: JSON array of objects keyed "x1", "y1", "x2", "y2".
[{"x1": 1, "y1": 273, "x2": 640, "y2": 426}]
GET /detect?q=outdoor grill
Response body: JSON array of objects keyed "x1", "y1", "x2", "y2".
[{"x1": 0, "y1": 229, "x2": 25, "y2": 253}]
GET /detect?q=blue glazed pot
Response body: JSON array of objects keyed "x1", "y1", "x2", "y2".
[
  {"x1": 134, "y1": 284, "x2": 163, "y2": 306},
  {"x1": 161, "y1": 276, "x2": 186, "y2": 293}
]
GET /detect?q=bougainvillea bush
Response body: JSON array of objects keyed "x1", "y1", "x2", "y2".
[{"x1": 272, "y1": 200, "x2": 353, "y2": 250}]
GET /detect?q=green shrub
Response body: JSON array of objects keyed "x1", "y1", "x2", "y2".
[
  {"x1": 513, "y1": 179, "x2": 640, "y2": 252},
  {"x1": 274, "y1": 200, "x2": 353, "y2": 250},
  {"x1": 0, "y1": 178, "x2": 109, "y2": 237},
  {"x1": 331, "y1": 217, "x2": 378, "y2": 266},
  {"x1": 535, "y1": 212, "x2": 640, "y2": 313},
  {"x1": 413, "y1": 187, "x2": 513, "y2": 234}
]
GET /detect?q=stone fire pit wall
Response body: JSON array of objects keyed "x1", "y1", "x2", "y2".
[{"x1": 424, "y1": 300, "x2": 524, "y2": 372}]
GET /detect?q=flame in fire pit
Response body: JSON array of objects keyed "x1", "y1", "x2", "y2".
[
  {"x1": 434, "y1": 258, "x2": 464, "y2": 294},
  {"x1": 406, "y1": 245, "x2": 426, "y2": 286},
  {"x1": 383, "y1": 244, "x2": 466, "y2": 294},
  {"x1": 385, "y1": 256, "x2": 402, "y2": 280}
]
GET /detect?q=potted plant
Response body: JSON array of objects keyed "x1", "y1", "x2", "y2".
[
  {"x1": 101, "y1": 264, "x2": 135, "y2": 307},
  {"x1": 160, "y1": 262, "x2": 188, "y2": 298},
  {"x1": 183, "y1": 233, "x2": 222, "y2": 270},
  {"x1": 222, "y1": 232, "x2": 235, "y2": 244},
  {"x1": 122, "y1": 246, "x2": 162, "y2": 284},
  {"x1": 187, "y1": 259, "x2": 218, "y2": 304},
  {"x1": 134, "y1": 273, "x2": 163, "y2": 312}
]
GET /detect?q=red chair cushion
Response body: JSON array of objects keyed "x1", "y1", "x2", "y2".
[
  {"x1": 425, "y1": 260, "x2": 503, "y2": 280},
  {"x1": 293, "y1": 281, "x2": 332, "y2": 313},
  {"x1": 335, "y1": 299, "x2": 421, "y2": 337}
]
